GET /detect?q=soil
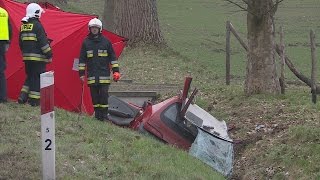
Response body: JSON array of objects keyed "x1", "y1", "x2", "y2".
[
  {"x1": 110, "y1": 81, "x2": 313, "y2": 179},
  {"x1": 225, "y1": 102, "x2": 307, "y2": 179}
]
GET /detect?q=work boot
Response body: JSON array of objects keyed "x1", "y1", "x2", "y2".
[
  {"x1": 28, "y1": 99, "x2": 40, "y2": 107},
  {"x1": 95, "y1": 109, "x2": 103, "y2": 121},
  {"x1": 94, "y1": 110, "x2": 99, "y2": 120},
  {"x1": 18, "y1": 92, "x2": 28, "y2": 104},
  {"x1": 102, "y1": 109, "x2": 109, "y2": 121}
]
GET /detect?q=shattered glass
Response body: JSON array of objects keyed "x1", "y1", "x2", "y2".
[{"x1": 189, "y1": 128, "x2": 234, "y2": 177}]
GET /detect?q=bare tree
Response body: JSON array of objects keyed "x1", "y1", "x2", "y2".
[
  {"x1": 226, "y1": 0, "x2": 283, "y2": 95},
  {"x1": 103, "y1": 0, "x2": 164, "y2": 44}
]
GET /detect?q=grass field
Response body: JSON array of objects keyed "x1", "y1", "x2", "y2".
[
  {"x1": 0, "y1": 103, "x2": 224, "y2": 179},
  {"x1": 3, "y1": 0, "x2": 320, "y2": 179},
  {"x1": 157, "y1": 1, "x2": 320, "y2": 178},
  {"x1": 158, "y1": 0, "x2": 320, "y2": 82}
]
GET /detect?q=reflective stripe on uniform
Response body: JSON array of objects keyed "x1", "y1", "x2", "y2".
[
  {"x1": 93, "y1": 104, "x2": 100, "y2": 108},
  {"x1": 22, "y1": 37, "x2": 37, "y2": 41},
  {"x1": 98, "y1": 50, "x2": 108, "y2": 57},
  {"x1": 88, "y1": 80, "x2": 95, "y2": 84},
  {"x1": 23, "y1": 57, "x2": 46, "y2": 61},
  {"x1": 112, "y1": 63, "x2": 119, "y2": 68},
  {"x1": 0, "y1": 8, "x2": 9, "y2": 40},
  {"x1": 93, "y1": 104, "x2": 109, "y2": 108},
  {"x1": 21, "y1": 33, "x2": 37, "y2": 41},
  {"x1": 29, "y1": 94, "x2": 40, "y2": 99},
  {"x1": 86, "y1": 50, "x2": 93, "y2": 58},
  {"x1": 29, "y1": 91, "x2": 40, "y2": 99},
  {"x1": 21, "y1": 33, "x2": 36, "y2": 37},
  {"x1": 99, "y1": 76, "x2": 110, "y2": 84},
  {"x1": 41, "y1": 44, "x2": 51, "y2": 53},
  {"x1": 98, "y1": 50, "x2": 107, "y2": 53},
  {"x1": 87, "y1": 77, "x2": 95, "y2": 84},
  {"x1": 88, "y1": 77, "x2": 111, "y2": 84},
  {"x1": 21, "y1": 85, "x2": 29, "y2": 93},
  {"x1": 100, "y1": 104, "x2": 109, "y2": 108},
  {"x1": 23, "y1": 53, "x2": 48, "y2": 62},
  {"x1": 111, "y1": 61, "x2": 119, "y2": 68},
  {"x1": 78, "y1": 63, "x2": 86, "y2": 70},
  {"x1": 98, "y1": 53, "x2": 108, "y2": 57},
  {"x1": 99, "y1": 80, "x2": 110, "y2": 83}
]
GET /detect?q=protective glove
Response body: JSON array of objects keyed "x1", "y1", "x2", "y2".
[{"x1": 113, "y1": 72, "x2": 120, "y2": 82}]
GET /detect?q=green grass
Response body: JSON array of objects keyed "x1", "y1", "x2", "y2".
[
  {"x1": 158, "y1": 0, "x2": 320, "y2": 82},
  {"x1": 257, "y1": 125, "x2": 320, "y2": 179},
  {"x1": 7, "y1": 0, "x2": 320, "y2": 179},
  {"x1": 0, "y1": 103, "x2": 224, "y2": 179},
  {"x1": 119, "y1": 1, "x2": 320, "y2": 178}
]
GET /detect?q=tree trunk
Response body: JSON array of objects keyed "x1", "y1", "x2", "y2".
[
  {"x1": 29, "y1": 0, "x2": 67, "y2": 4},
  {"x1": 103, "y1": 0, "x2": 115, "y2": 32},
  {"x1": 104, "y1": 0, "x2": 164, "y2": 44},
  {"x1": 245, "y1": 0, "x2": 280, "y2": 95}
]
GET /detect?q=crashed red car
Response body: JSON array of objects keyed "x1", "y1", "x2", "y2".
[{"x1": 107, "y1": 77, "x2": 234, "y2": 176}]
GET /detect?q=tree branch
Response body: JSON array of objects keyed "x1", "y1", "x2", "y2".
[
  {"x1": 225, "y1": 0, "x2": 247, "y2": 11},
  {"x1": 225, "y1": 0, "x2": 257, "y2": 16},
  {"x1": 230, "y1": 9, "x2": 248, "y2": 14},
  {"x1": 275, "y1": 44, "x2": 320, "y2": 94},
  {"x1": 265, "y1": 0, "x2": 284, "y2": 15},
  {"x1": 241, "y1": 0, "x2": 248, "y2": 5}
]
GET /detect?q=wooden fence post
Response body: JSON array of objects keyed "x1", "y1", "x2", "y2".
[
  {"x1": 226, "y1": 21, "x2": 231, "y2": 85},
  {"x1": 279, "y1": 26, "x2": 286, "y2": 94},
  {"x1": 229, "y1": 23, "x2": 248, "y2": 51},
  {"x1": 310, "y1": 30, "x2": 317, "y2": 103}
]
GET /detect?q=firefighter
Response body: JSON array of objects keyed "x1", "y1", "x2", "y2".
[
  {"x1": 0, "y1": 7, "x2": 12, "y2": 103},
  {"x1": 18, "y1": 3, "x2": 53, "y2": 106},
  {"x1": 79, "y1": 18, "x2": 120, "y2": 121}
]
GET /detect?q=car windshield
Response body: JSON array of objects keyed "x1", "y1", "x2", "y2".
[{"x1": 161, "y1": 103, "x2": 198, "y2": 142}]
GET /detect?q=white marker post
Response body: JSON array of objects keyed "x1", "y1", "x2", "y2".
[{"x1": 40, "y1": 71, "x2": 55, "y2": 180}]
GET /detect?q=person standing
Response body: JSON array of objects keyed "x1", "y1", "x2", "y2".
[
  {"x1": 0, "y1": 7, "x2": 12, "y2": 103},
  {"x1": 78, "y1": 18, "x2": 120, "y2": 121},
  {"x1": 18, "y1": 3, "x2": 52, "y2": 106}
]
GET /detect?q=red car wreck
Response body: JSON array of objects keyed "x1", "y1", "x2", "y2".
[{"x1": 107, "y1": 77, "x2": 234, "y2": 176}]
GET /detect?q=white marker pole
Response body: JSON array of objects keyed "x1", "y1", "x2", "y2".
[{"x1": 40, "y1": 71, "x2": 55, "y2": 180}]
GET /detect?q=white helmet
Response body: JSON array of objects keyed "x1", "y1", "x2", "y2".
[
  {"x1": 88, "y1": 18, "x2": 102, "y2": 32},
  {"x1": 26, "y1": 3, "x2": 45, "y2": 18}
]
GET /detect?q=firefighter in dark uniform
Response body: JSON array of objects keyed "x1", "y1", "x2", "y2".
[
  {"x1": 0, "y1": 7, "x2": 12, "y2": 103},
  {"x1": 18, "y1": 3, "x2": 52, "y2": 106},
  {"x1": 79, "y1": 18, "x2": 120, "y2": 121}
]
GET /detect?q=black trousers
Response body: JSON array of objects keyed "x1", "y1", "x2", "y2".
[
  {"x1": 90, "y1": 85, "x2": 109, "y2": 120},
  {"x1": 20, "y1": 61, "x2": 46, "y2": 103},
  {"x1": 0, "y1": 42, "x2": 7, "y2": 102}
]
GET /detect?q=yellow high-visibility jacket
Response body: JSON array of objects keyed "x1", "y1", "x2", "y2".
[{"x1": 0, "y1": 7, "x2": 11, "y2": 41}]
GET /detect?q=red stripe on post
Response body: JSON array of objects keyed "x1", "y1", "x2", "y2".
[{"x1": 41, "y1": 84, "x2": 54, "y2": 115}]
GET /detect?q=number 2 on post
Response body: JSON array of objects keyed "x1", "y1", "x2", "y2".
[{"x1": 45, "y1": 139, "x2": 52, "y2": 150}]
